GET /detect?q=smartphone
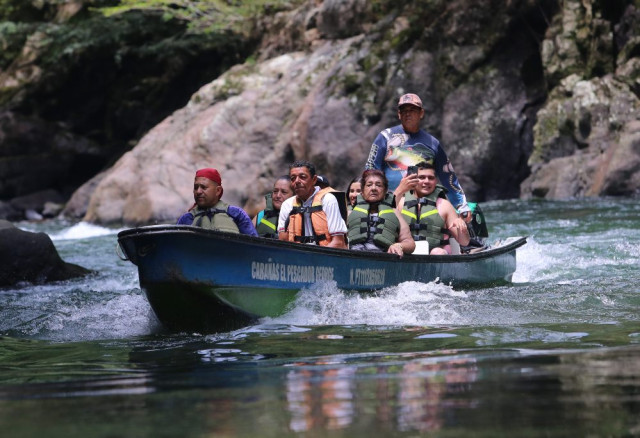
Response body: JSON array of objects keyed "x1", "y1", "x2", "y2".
[{"x1": 406, "y1": 165, "x2": 418, "y2": 176}]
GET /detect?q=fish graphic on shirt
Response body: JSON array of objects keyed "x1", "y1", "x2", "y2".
[{"x1": 384, "y1": 140, "x2": 435, "y2": 172}]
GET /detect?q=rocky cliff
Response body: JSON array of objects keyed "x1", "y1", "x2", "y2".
[
  {"x1": 0, "y1": 0, "x2": 255, "y2": 219},
  {"x1": 1, "y1": 0, "x2": 639, "y2": 224}
]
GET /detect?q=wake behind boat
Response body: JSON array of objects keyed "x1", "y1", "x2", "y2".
[{"x1": 117, "y1": 225, "x2": 526, "y2": 332}]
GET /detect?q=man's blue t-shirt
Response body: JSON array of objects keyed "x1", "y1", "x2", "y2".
[
  {"x1": 177, "y1": 205, "x2": 258, "y2": 236},
  {"x1": 365, "y1": 124, "x2": 469, "y2": 212}
]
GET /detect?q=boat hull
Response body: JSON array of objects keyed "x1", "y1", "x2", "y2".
[{"x1": 117, "y1": 226, "x2": 526, "y2": 332}]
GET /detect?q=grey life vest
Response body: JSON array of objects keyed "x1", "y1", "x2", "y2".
[
  {"x1": 189, "y1": 200, "x2": 240, "y2": 233},
  {"x1": 347, "y1": 192, "x2": 400, "y2": 250}
]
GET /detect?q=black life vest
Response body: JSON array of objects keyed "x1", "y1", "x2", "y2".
[{"x1": 255, "y1": 193, "x2": 279, "y2": 238}]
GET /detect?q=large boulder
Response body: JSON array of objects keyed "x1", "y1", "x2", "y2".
[
  {"x1": 83, "y1": 41, "x2": 375, "y2": 225},
  {"x1": 0, "y1": 220, "x2": 91, "y2": 287}
]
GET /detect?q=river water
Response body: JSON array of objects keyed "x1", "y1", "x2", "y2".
[{"x1": 1, "y1": 198, "x2": 639, "y2": 437}]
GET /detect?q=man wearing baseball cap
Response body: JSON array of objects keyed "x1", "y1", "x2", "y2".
[
  {"x1": 364, "y1": 93, "x2": 471, "y2": 220},
  {"x1": 177, "y1": 168, "x2": 258, "y2": 235}
]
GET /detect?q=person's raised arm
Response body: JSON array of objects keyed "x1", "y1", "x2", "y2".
[{"x1": 392, "y1": 173, "x2": 418, "y2": 199}]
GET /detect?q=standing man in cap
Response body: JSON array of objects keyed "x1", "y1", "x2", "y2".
[
  {"x1": 365, "y1": 93, "x2": 471, "y2": 220},
  {"x1": 177, "y1": 168, "x2": 258, "y2": 236}
]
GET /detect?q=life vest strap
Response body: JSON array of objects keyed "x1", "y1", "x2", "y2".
[
  {"x1": 193, "y1": 208, "x2": 227, "y2": 218},
  {"x1": 291, "y1": 205, "x2": 324, "y2": 215},
  {"x1": 409, "y1": 222, "x2": 450, "y2": 235},
  {"x1": 259, "y1": 218, "x2": 277, "y2": 231},
  {"x1": 404, "y1": 198, "x2": 437, "y2": 209},
  {"x1": 294, "y1": 234, "x2": 327, "y2": 244},
  {"x1": 193, "y1": 208, "x2": 228, "y2": 227}
]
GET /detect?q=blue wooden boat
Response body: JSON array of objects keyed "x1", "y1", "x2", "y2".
[{"x1": 117, "y1": 225, "x2": 527, "y2": 332}]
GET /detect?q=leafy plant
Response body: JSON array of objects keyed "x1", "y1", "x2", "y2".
[{"x1": 97, "y1": 0, "x2": 304, "y2": 35}]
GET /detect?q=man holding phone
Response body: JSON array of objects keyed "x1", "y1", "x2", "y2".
[{"x1": 365, "y1": 93, "x2": 471, "y2": 221}]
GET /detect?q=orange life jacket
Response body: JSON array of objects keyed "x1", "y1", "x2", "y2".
[{"x1": 286, "y1": 187, "x2": 335, "y2": 246}]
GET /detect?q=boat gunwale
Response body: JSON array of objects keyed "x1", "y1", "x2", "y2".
[{"x1": 117, "y1": 225, "x2": 527, "y2": 264}]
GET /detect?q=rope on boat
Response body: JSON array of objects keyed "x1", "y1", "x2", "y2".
[{"x1": 115, "y1": 242, "x2": 129, "y2": 261}]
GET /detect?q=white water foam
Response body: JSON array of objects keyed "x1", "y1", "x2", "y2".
[
  {"x1": 41, "y1": 292, "x2": 161, "y2": 341},
  {"x1": 49, "y1": 221, "x2": 122, "y2": 241},
  {"x1": 511, "y1": 237, "x2": 557, "y2": 283},
  {"x1": 266, "y1": 281, "x2": 469, "y2": 327}
]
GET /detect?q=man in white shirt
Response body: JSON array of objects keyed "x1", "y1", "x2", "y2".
[{"x1": 278, "y1": 160, "x2": 347, "y2": 248}]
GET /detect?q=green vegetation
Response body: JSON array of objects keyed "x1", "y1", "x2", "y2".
[{"x1": 98, "y1": 0, "x2": 305, "y2": 35}]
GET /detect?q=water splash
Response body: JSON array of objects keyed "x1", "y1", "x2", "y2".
[
  {"x1": 3, "y1": 289, "x2": 162, "y2": 341},
  {"x1": 267, "y1": 281, "x2": 468, "y2": 327},
  {"x1": 49, "y1": 222, "x2": 123, "y2": 241},
  {"x1": 511, "y1": 237, "x2": 556, "y2": 283}
]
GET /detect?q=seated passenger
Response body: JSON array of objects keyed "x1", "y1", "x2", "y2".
[
  {"x1": 346, "y1": 177, "x2": 362, "y2": 213},
  {"x1": 316, "y1": 175, "x2": 331, "y2": 189},
  {"x1": 278, "y1": 160, "x2": 347, "y2": 248},
  {"x1": 177, "y1": 168, "x2": 258, "y2": 236},
  {"x1": 253, "y1": 175, "x2": 293, "y2": 238},
  {"x1": 396, "y1": 162, "x2": 469, "y2": 254},
  {"x1": 347, "y1": 170, "x2": 415, "y2": 257}
]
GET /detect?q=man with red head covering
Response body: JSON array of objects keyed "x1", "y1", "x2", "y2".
[{"x1": 177, "y1": 168, "x2": 258, "y2": 236}]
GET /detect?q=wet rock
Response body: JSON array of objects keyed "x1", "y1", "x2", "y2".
[
  {"x1": 60, "y1": 171, "x2": 107, "y2": 220},
  {"x1": 317, "y1": 0, "x2": 369, "y2": 39},
  {"x1": 9, "y1": 189, "x2": 65, "y2": 219},
  {"x1": 0, "y1": 201, "x2": 21, "y2": 221},
  {"x1": 42, "y1": 202, "x2": 64, "y2": 218},
  {"x1": 541, "y1": 0, "x2": 615, "y2": 88},
  {"x1": 24, "y1": 209, "x2": 43, "y2": 221},
  {"x1": 521, "y1": 75, "x2": 640, "y2": 198},
  {"x1": 0, "y1": 220, "x2": 92, "y2": 287}
]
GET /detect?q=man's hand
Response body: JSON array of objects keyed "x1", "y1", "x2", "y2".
[
  {"x1": 393, "y1": 173, "x2": 418, "y2": 198},
  {"x1": 387, "y1": 242, "x2": 404, "y2": 258}
]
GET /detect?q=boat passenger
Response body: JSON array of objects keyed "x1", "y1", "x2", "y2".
[
  {"x1": 316, "y1": 175, "x2": 331, "y2": 189},
  {"x1": 347, "y1": 169, "x2": 415, "y2": 258},
  {"x1": 177, "y1": 168, "x2": 258, "y2": 236},
  {"x1": 396, "y1": 162, "x2": 470, "y2": 255},
  {"x1": 253, "y1": 175, "x2": 293, "y2": 238},
  {"x1": 346, "y1": 177, "x2": 362, "y2": 213},
  {"x1": 364, "y1": 92, "x2": 472, "y2": 222},
  {"x1": 278, "y1": 160, "x2": 348, "y2": 248}
]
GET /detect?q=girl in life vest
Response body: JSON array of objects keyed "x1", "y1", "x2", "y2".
[{"x1": 346, "y1": 177, "x2": 362, "y2": 214}]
